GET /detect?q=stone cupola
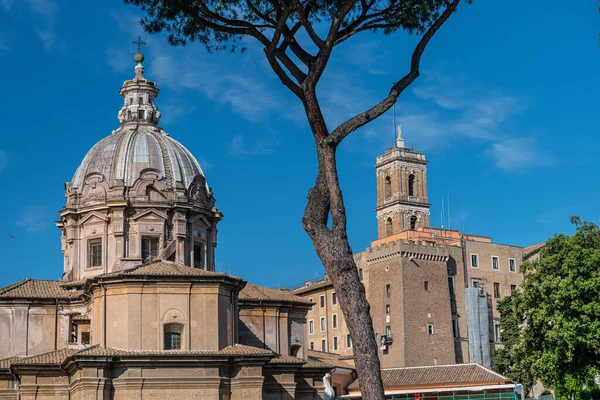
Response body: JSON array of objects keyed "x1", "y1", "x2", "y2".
[
  {"x1": 57, "y1": 47, "x2": 222, "y2": 282},
  {"x1": 117, "y1": 51, "x2": 162, "y2": 126}
]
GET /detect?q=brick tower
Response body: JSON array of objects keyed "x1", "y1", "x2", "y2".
[{"x1": 375, "y1": 126, "x2": 431, "y2": 238}]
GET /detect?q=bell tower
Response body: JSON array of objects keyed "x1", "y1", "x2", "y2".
[{"x1": 375, "y1": 126, "x2": 431, "y2": 239}]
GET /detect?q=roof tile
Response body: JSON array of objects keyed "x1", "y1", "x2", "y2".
[
  {"x1": 307, "y1": 350, "x2": 354, "y2": 369},
  {"x1": 347, "y1": 364, "x2": 512, "y2": 390},
  {"x1": 239, "y1": 284, "x2": 312, "y2": 304},
  {"x1": 268, "y1": 355, "x2": 306, "y2": 364},
  {"x1": 0, "y1": 279, "x2": 82, "y2": 300},
  {"x1": 96, "y1": 261, "x2": 243, "y2": 281},
  {"x1": 12, "y1": 348, "x2": 79, "y2": 365},
  {"x1": 73, "y1": 344, "x2": 273, "y2": 357}
]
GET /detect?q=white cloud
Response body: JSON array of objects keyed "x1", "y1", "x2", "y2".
[
  {"x1": 198, "y1": 158, "x2": 212, "y2": 171},
  {"x1": 0, "y1": 0, "x2": 13, "y2": 11},
  {"x1": 229, "y1": 134, "x2": 278, "y2": 157},
  {"x1": 485, "y1": 137, "x2": 555, "y2": 172},
  {"x1": 105, "y1": 47, "x2": 131, "y2": 73},
  {"x1": 0, "y1": 151, "x2": 7, "y2": 172},
  {"x1": 14, "y1": 207, "x2": 49, "y2": 233},
  {"x1": 149, "y1": 54, "x2": 283, "y2": 122},
  {"x1": 28, "y1": 0, "x2": 57, "y2": 19},
  {"x1": 34, "y1": 28, "x2": 57, "y2": 52},
  {"x1": 159, "y1": 103, "x2": 197, "y2": 125}
]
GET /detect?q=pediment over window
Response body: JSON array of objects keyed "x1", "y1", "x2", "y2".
[
  {"x1": 131, "y1": 208, "x2": 168, "y2": 221},
  {"x1": 79, "y1": 211, "x2": 110, "y2": 225}
]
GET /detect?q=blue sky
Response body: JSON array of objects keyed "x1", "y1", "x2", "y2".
[{"x1": 0, "y1": 0, "x2": 598, "y2": 289}]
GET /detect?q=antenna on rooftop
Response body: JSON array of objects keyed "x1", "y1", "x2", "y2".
[
  {"x1": 447, "y1": 189, "x2": 451, "y2": 231},
  {"x1": 441, "y1": 198, "x2": 445, "y2": 231}
]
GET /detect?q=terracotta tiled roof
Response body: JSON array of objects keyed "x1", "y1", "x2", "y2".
[
  {"x1": 0, "y1": 279, "x2": 82, "y2": 300},
  {"x1": 301, "y1": 360, "x2": 334, "y2": 369},
  {"x1": 268, "y1": 355, "x2": 306, "y2": 364},
  {"x1": 347, "y1": 364, "x2": 512, "y2": 390},
  {"x1": 239, "y1": 284, "x2": 312, "y2": 304},
  {"x1": 307, "y1": 350, "x2": 354, "y2": 370},
  {"x1": 60, "y1": 280, "x2": 86, "y2": 289},
  {"x1": 291, "y1": 278, "x2": 333, "y2": 295},
  {"x1": 12, "y1": 348, "x2": 79, "y2": 365},
  {"x1": 524, "y1": 242, "x2": 546, "y2": 259},
  {"x1": 0, "y1": 357, "x2": 19, "y2": 369},
  {"x1": 73, "y1": 344, "x2": 273, "y2": 357},
  {"x1": 97, "y1": 261, "x2": 242, "y2": 281}
]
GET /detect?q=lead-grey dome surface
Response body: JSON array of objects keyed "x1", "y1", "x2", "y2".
[{"x1": 71, "y1": 126, "x2": 204, "y2": 190}]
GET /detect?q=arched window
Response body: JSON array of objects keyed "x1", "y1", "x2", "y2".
[
  {"x1": 164, "y1": 323, "x2": 183, "y2": 350},
  {"x1": 408, "y1": 175, "x2": 415, "y2": 196},
  {"x1": 290, "y1": 344, "x2": 302, "y2": 357},
  {"x1": 129, "y1": 97, "x2": 133, "y2": 105},
  {"x1": 385, "y1": 217, "x2": 393, "y2": 237},
  {"x1": 138, "y1": 96, "x2": 143, "y2": 106},
  {"x1": 410, "y1": 215, "x2": 417, "y2": 230},
  {"x1": 384, "y1": 176, "x2": 392, "y2": 199}
]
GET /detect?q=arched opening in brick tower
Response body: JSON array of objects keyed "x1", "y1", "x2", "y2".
[
  {"x1": 386, "y1": 217, "x2": 393, "y2": 236},
  {"x1": 410, "y1": 215, "x2": 417, "y2": 230},
  {"x1": 408, "y1": 174, "x2": 415, "y2": 196},
  {"x1": 384, "y1": 175, "x2": 392, "y2": 199}
]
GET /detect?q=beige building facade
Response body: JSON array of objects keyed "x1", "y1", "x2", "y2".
[
  {"x1": 0, "y1": 49, "x2": 333, "y2": 400},
  {"x1": 294, "y1": 129, "x2": 528, "y2": 371}
]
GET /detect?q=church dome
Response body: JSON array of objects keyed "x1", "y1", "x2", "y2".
[
  {"x1": 58, "y1": 46, "x2": 221, "y2": 281},
  {"x1": 64, "y1": 48, "x2": 212, "y2": 205},
  {"x1": 71, "y1": 128, "x2": 204, "y2": 191}
]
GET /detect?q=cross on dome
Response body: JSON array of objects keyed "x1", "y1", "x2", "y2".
[{"x1": 133, "y1": 36, "x2": 147, "y2": 53}]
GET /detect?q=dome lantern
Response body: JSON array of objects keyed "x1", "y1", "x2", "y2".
[{"x1": 117, "y1": 38, "x2": 161, "y2": 126}]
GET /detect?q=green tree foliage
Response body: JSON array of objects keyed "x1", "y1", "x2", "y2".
[{"x1": 495, "y1": 217, "x2": 600, "y2": 399}]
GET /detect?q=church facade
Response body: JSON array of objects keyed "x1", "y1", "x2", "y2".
[{"x1": 0, "y1": 50, "x2": 332, "y2": 400}]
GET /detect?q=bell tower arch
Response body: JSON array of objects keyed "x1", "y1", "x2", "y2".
[{"x1": 375, "y1": 126, "x2": 431, "y2": 238}]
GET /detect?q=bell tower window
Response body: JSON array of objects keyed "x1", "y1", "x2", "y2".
[
  {"x1": 138, "y1": 96, "x2": 143, "y2": 105},
  {"x1": 408, "y1": 174, "x2": 415, "y2": 196},
  {"x1": 410, "y1": 215, "x2": 417, "y2": 230},
  {"x1": 129, "y1": 97, "x2": 133, "y2": 105},
  {"x1": 385, "y1": 217, "x2": 393, "y2": 237},
  {"x1": 138, "y1": 109, "x2": 145, "y2": 119},
  {"x1": 384, "y1": 176, "x2": 392, "y2": 199},
  {"x1": 88, "y1": 239, "x2": 102, "y2": 268}
]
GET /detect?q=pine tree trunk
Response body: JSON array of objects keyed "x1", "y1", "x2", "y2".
[{"x1": 301, "y1": 92, "x2": 385, "y2": 400}]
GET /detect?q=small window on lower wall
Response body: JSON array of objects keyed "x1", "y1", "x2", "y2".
[
  {"x1": 427, "y1": 324, "x2": 434, "y2": 335},
  {"x1": 321, "y1": 339, "x2": 326, "y2": 352},
  {"x1": 310, "y1": 341, "x2": 314, "y2": 350},
  {"x1": 164, "y1": 323, "x2": 183, "y2": 350},
  {"x1": 333, "y1": 336, "x2": 338, "y2": 351}
]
